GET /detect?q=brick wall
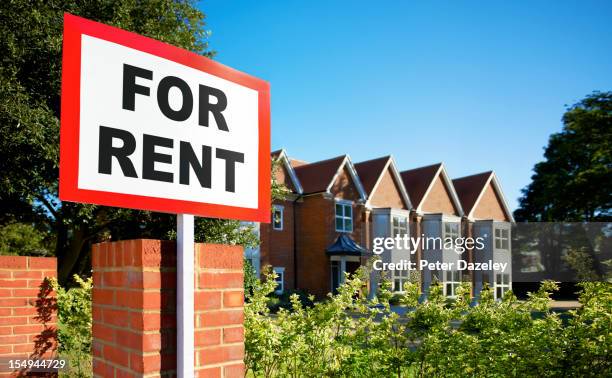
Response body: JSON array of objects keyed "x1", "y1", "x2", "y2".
[
  {"x1": 0, "y1": 256, "x2": 57, "y2": 376},
  {"x1": 260, "y1": 199, "x2": 296, "y2": 290},
  {"x1": 92, "y1": 240, "x2": 244, "y2": 378}
]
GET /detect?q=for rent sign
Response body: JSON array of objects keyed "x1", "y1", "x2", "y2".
[{"x1": 60, "y1": 14, "x2": 270, "y2": 222}]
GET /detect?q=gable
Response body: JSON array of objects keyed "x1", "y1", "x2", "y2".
[
  {"x1": 472, "y1": 182, "x2": 509, "y2": 221},
  {"x1": 370, "y1": 167, "x2": 407, "y2": 209},
  {"x1": 330, "y1": 166, "x2": 360, "y2": 201},
  {"x1": 274, "y1": 162, "x2": 296, "y2": 192},
  {"x1": 421, "y1": 175, "x2": 459, "y2": 215}
]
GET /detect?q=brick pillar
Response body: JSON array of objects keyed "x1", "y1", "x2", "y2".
[
  {"x1": 92, "y1": 240, "x2": 244, "y2": 378},
  {"x1": 0, "y1": 256, "x2": 58, "y2": 376}
]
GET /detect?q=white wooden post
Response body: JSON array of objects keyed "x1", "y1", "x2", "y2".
[
  {"x1": 177, "y1": 214, "x2": 194, "y2": 377},
  {"x1": 340, "y1": 256, "x2": 347, "y2": 285}
]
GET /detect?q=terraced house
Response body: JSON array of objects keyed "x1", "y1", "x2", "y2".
[{"x1": 251, "y1": 149, "x2": 514, "y2": 299}]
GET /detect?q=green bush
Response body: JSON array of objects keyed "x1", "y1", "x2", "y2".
[
  {"x1": 245, "y1": 268, "x2": 612, "y2": 377},
  {"x1": 50, "y1": 275, "x2": 92, "y2": 377}
]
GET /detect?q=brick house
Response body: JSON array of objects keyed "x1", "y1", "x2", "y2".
[
  {"x1": 354, "y1": 156, "x2": 412, "y2": 294},
  {"x1": 254, "y1": 150, "x2": 515, "y2": 299},
  {"x1": 400, "y1": 163, "x2": 465, "y2": 297},
  {"x1": 453, "y1": 171, "x2": 515, "y2": 299}
]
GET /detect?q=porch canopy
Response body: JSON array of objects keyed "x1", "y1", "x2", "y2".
[{"x1": 325, "y1": 234, "x2": 370, "y2": 256}]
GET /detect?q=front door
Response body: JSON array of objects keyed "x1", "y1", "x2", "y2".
[{"x1": 331, "y1": 261, "x2": 340, "y2": 294}]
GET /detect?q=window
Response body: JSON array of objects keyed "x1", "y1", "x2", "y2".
[
  {"x1": 335, "y1": 201, "x2": 353, "y2": 232},
  {"x1": 273, "y1": 267, "x2": 285, "y2": 294},
  {"x1": 393, "y1": 269, "x2": 410, "y2": 292},
  {"x1": 444, "y1": 222, "x2": 460, "y2": 246},
  {"x1": 392, "y1": 216, "x2": 408, "y2": 237},
  {"x1": 494, "y1": 228, "x2": 509, "y2": 250},
  {"x1": 272, "y1": 205, "x2": 283, "y2": 231},
  {"x1": 445, "y1": 270, "x2": 461, "y2": 297},
  {"x1": 495, "y1": 273, "x2": 511, "y2": 299}
]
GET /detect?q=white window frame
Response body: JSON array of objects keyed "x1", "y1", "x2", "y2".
[
  {"x1": 392, "y1": 215, "x2": 408, "y2": 237},
  {"x1": 272, "y1": 205, "x2": 284, "y2": 231},
  {"x1": 444, "y1": 222, "x2": 460, "y2": 247},
  {"x1": 444, "y1": 270, "x2": 461, "y2": 298},
  {"x1": 393, "y1": 269, "x2": 410, "y2": 292},
  {"x1": 494, "y1": 272, "x2": 511, "y2": 300},
  {"x1": 335, "y1": 200, "x2": 353, "y2": 233},
  {"x1": 494, "y1": 228, "x2": 510, "y2": 250},
  {"x1": 273, "y1": 267, "x2": 285, "y2": 294}
]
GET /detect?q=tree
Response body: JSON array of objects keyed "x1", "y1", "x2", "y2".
[
  {"x1": 515, "y1": 91, "x2": 612, "y2": 222},
  {"x1": 0, "y1": 1, "x2": 261, "y2": 283}
]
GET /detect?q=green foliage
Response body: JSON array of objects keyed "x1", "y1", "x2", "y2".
[
  {"x1": 515, "y1": 91, "x2": 612, "y2": 222},
  {"x1": 244, "y1": 258, "x2": 258, "y2": 298},
  {"x1": 245, "y1": 270, "x2": 612, "y2": 377},
  {"x1": 50, "y1": 275, "x2": 92, "y2": 377},
  {"x1": 0, "y1": 222, "x2": 52, "y2": 255}
]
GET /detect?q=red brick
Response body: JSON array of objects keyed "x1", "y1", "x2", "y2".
[
  {"x1": 12, "y1": 343, "x2": 34, "y2": 353},
  {"x1": 198, "y1": 272, "x2": 243, "y2": 289},
  {"x1": 0, "y1": 345, "x2": 11, "y2": 354},
  {"x1": 0, "y1": 316, "x2": 27, "y2": 326},
  {"x1": 223, "y1": 291, "x2": 244, "y2": 308},
  {"x1": 0, "y1": 279, "x2": 23, "y2": 288},
  {"x1": 195, "y1": 329, "x2": 220, "y2": 347},
  {"x1": 103, "y1": 308, "x2": 130, "y2": 328},
  {"x1": 141, "y1": 353, "x2": 162, "y2": 374},
  {"x1": 13, "y1": 324, "x2": 44, "y2": 334},
  {"x1": 28, "y1": 257, "x2": 56, "y2": 270},
  {"x1": 198, "y1": 244, "x2": 243, "y2": 270},
  {"x1": 92, "y1": 244, "x2": 101, "y2": 268},
  {"x1": 198, "y1": 344, "x2": 244, "y2": 365},
  {"x1": 0, "y1": 289, "x2": 11, "y2": 297},
  {"x1": 12, "y1": 271, "x2": 43, "y2": 279},
  {"x1": 12, "y1": 307, "x2": 37, "y2": 316},
  {"x1": 200, "y1": 310, "x2": 243, "y2": 328},
  {"x1": 93, "y1": 358, "x2": 115, "y2": 377},
  {"x1": 42, "y1": 270, "x2": 57, "y2": 279},
  {"x1": 196, "y1": 366, "x2": 221, "y2": 378},
  {"x1": 104, "y1": 344, "x2": 129, "y2": 366},
  {"x1": 196, "y1": 291, "x2": 221, "y2": 310},
  {"x1": 0, "y1": 335, "x2": 27, "y2": 344},
  {"x1": 0, "y1": 327, "x2": 11, "y2": 336},
  {"x1": 103, "y1": 271, "x2": 127, "y2": 287},
  {"x1": 0, "y1": 256, "x2": 27, "y2": 269},
  {"x1": 115, "y1": 368, "x2": 136, "y2": 378},
  {"x1": 92, "y1": 288, "x2": 115, "y2": 306},
  {"x1": 223, "y1": 362, "x2": 245, "y2": 377},
  {"x1": 12, "y1": 288, "x2": 40, "y2": 297},
  {"x1": 0, "y1": 271, "x2": 11, "y2": 278},
  {"x1": 223, "y1": 327, "x2": 244, "y2": 343},
  {"x1": 92, "y1": 323, "x2": 115, "y2": 344},
  {"x1": 131, "y1": 313, "x2": 176, "y2": 331},
  {"x1": 142, "y1": 333, "x2": 162, "y2": 352},
  {"x1": 92, "y1": 306, "x2": 103, "y2": 322}
]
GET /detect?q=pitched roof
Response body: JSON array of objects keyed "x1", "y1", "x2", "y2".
[
  {"x1": 271, "y1": 149, "x2": 303, "y2": 194},
  {"x1": 453, "y1": 171, "x2": 515, "y2": 222},
  {"x1": 293, "y1": 155, "x2": 347, "y2": 194},
  {"x1": 354, "y1": 156, "x2": 391, "y2": 195},
  {"x1": 452, "y1": 171, "x2": 493, "y2": 216},
  {"x1": 400, "y1": 163, "x2": 443, "y2": 208}
]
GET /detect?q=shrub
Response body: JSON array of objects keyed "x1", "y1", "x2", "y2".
[
  {"x1": 245, "y1": 268, "x2": 612, "y2": 377},
  {"x1": 50, "y1": 275, "x2": 92, "y2": 377}
]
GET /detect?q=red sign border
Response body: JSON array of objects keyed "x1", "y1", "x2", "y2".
[{"x1": 60, "y1": 13, "x2": 271, "y2": 223}]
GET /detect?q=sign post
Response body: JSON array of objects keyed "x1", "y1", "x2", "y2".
[
  {"x1": 60, "y1": 14, "x2": 270, "y2": 377},
  {"x1": 177, "y1": 214, "x2": 195, "y2": 376}
]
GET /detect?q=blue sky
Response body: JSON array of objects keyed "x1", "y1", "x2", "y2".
[{"x1": 200, "y1": 1, "x2": 612, "y2": 210}]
